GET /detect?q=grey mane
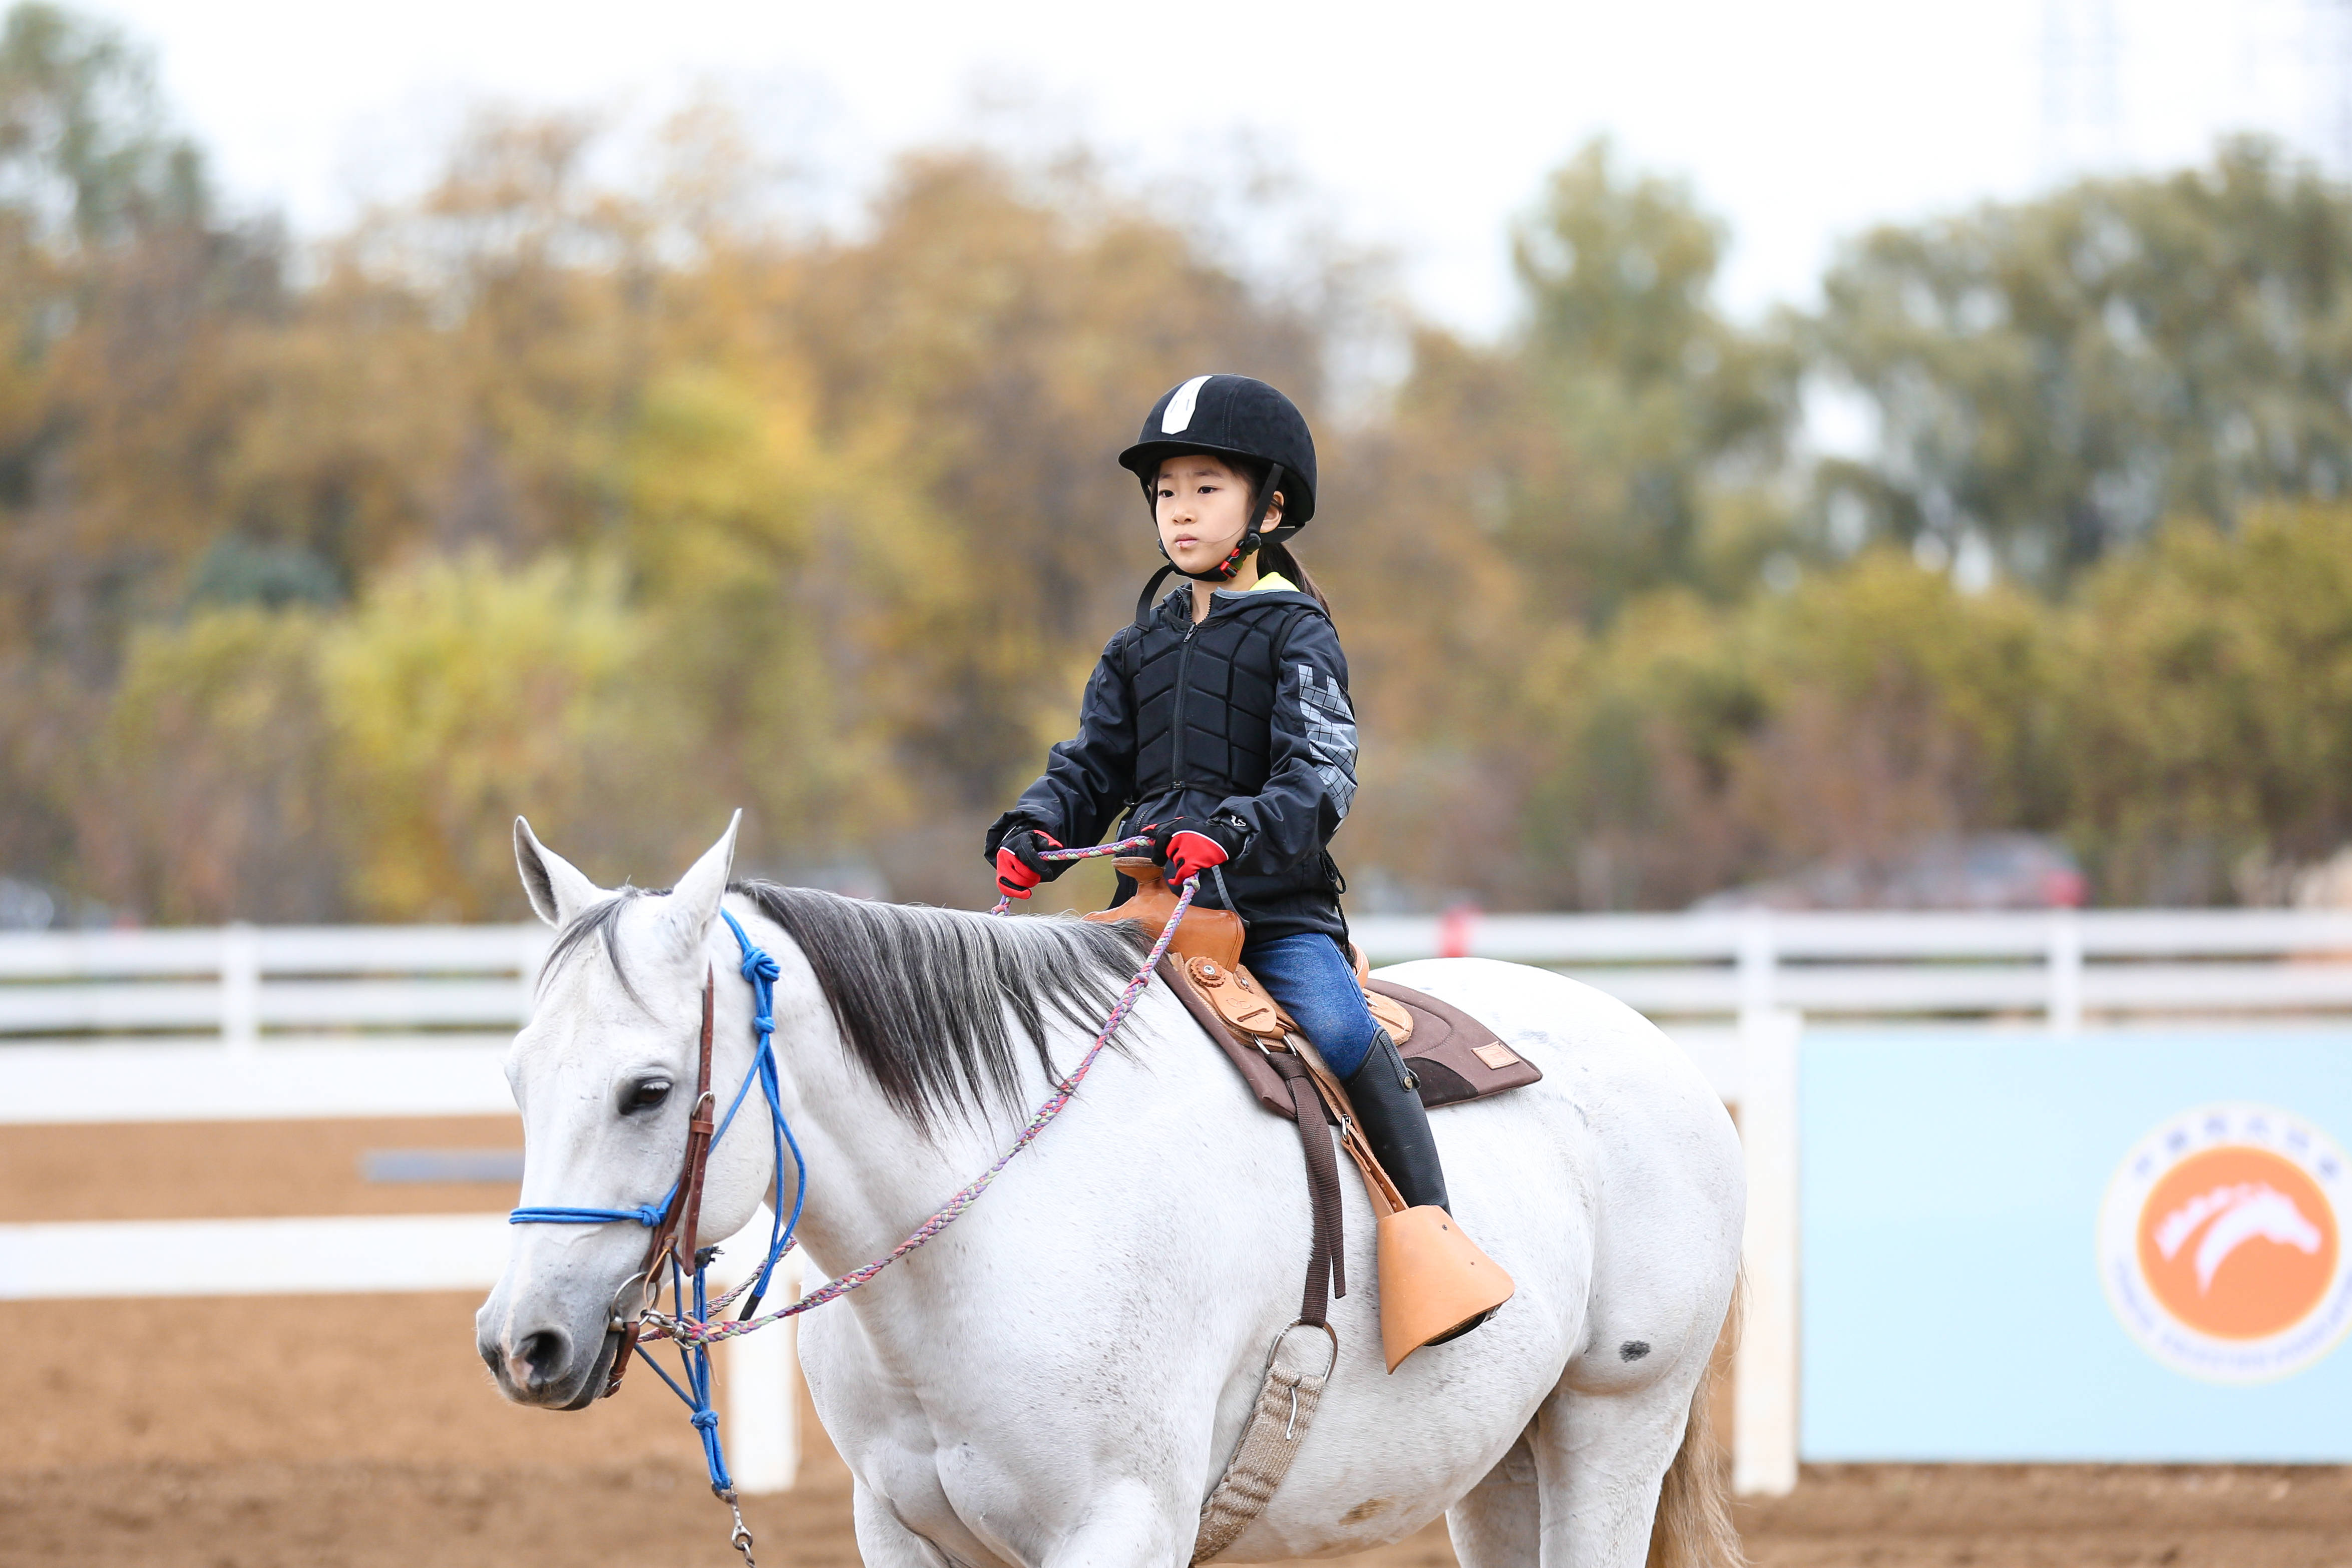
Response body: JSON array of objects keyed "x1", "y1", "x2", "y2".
[
  {"x1": 538, "y1": 880, "x2": 1152, "y2": 1131},
  {"x1": 732, "y1": 882, "x2": 1152, "y2": 1132}
]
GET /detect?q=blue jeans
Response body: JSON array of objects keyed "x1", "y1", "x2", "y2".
[{"x1": 1242, "y1": 931, "x2": 1381, "y2": 1079}]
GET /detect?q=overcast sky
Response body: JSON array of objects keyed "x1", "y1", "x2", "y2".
[{"x1": 87, "y1": 0, "x2": 2342, "y2": 335}]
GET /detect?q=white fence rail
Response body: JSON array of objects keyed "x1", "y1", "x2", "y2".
[
  {"x1": 1354, "y1": 907, "x2": 2352, "y2": 1027},
  {"x1": 10, "y1": 909, "x2": 2351, "y2": 1500},
  {"x1": 0, "y1": 923, "x2": 547, "y2": 1047},
  {"x1": 6, "y1": 909, "x2": 2350, "y2": 1046}
]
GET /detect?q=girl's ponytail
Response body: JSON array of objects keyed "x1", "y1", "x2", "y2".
[
  {"x1": 1227, "y1": 454, "x2": 1331, "y2": 617},
  {"x1": 1257, "y1": 540, "x2": 1330, "y2": 617}
]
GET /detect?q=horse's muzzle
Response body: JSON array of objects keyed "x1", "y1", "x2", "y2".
[{"x1": 481, "y1": 1320, "x2": 619, "y2": 1410}]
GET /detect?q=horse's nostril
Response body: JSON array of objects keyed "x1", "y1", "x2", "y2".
[{"x1": 515, "y1": 1327, "x2": 572, "y2": 1388}]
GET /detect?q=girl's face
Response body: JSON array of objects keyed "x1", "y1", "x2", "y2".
[{"x1": 1154, "y1": 454, "x2": 1282, "y2": 577}]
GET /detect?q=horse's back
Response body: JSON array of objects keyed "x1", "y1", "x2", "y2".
[
  {"x1": 1375, "y1": 957, "x2": 1744, "y2": 1385},
  {"x1": 1372, "y1": 956, "x2": 1726, "y2": 1126},
  {"x1": 1216, "y1": 958, "x2": 1741, "y2": 1559}
]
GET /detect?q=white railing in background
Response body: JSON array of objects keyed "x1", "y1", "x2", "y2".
[
  {"x1": 1354, "y1": 907, "x2": 2352, "y2": 1027},
  {"x1": 8, "y1": 909, "x2": 2352, "y2": 1048},
  {"x1": 0, "y1": 922, "x2": 548, "y2": 1047},
  {"x1": 10, "y1": 907, "x2": 2352, "y2": 1500}
]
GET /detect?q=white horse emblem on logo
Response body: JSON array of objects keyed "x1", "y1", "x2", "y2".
[
  {"x1": 2151, "y1": 1183, "x2": 2326, "y2": 1294},
  {"x1": 2100, "y1": 1103, "x2": 2352, "y2": 1382}
]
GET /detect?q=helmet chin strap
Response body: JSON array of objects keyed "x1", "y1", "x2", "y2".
[{"x1": 1134, "y1": 463, "x2": 1289, "y2": 625}]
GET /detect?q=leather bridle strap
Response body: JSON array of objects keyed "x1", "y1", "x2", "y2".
[{"x1": 603, "y1": 964, "x2": 720, "y2": 1399}]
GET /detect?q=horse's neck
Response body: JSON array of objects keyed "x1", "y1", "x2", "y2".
[
  {"x1": 749, "y1": 909, "x2": 1267, "y2": 1385},
  {"x1": 755, "y1": 913, "x2": 1104, "y2": 1283}
]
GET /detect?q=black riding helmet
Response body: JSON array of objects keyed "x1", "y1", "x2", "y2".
[{"x1": 1119, "y1": 375, "x2": 1318, "y2": 599}]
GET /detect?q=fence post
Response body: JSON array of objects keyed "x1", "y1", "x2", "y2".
[
  {"x1": 221, "y1": 923, "x2": 260, "y2": 1057},
  {"x1": 1734, "y1": 1006, "x2": 1801, "y2": 1497},
  {"x1": 1736, "y1": 909, "x2": 1776, "y2": 1018},
  {"x1": 718, "y1": 1244, "x2": 800, "y2": 1493},
  {"x1": 2048, "y1": 908, "x2": 2082, "y2": 1034}
]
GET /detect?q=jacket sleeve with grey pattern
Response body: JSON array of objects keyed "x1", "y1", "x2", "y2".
[{"x1": 1216, "y1": 607, "x2": 1358, "y2": 874}]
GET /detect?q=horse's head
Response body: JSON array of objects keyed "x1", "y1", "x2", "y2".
[{"x1": 476, "y1": 812, "x2": 777, "y2": 1408}]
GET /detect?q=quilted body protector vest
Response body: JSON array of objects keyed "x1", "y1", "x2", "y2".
[
  {"x1": 1108, "y1": 587, "x2": 1349, "y2": 943},
  {"x1": 989, "y1": 582, "x2": 1356, "y2": 945}
]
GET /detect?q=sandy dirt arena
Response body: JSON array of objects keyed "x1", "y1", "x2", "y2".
[{"x1": 5, "y1": 1117, "x2": 2350, "y2": 1567}]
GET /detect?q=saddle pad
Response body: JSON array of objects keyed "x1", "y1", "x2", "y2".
[
  {"x1": 1362, "y1": 978, "x2": 1541, "y2": 1105},
  {"x1": 1157, "y1": 957, "x2": 1541, "y2": 1122}
]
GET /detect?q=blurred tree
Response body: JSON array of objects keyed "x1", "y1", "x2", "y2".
[
  {"x1": 1308, "y1": 377, "x2": 1568, "y2": 910},
  {"x1": 1385, "y1": 140, "x2": 1795, "y2": 632},
  {"x1": 1507, "y1": 140, "x2": 1793, "y2": 612},
  {"x1": 1512, "y1": 553, "x2": 2059, "y2": 909},
  {"x1": 1331, "y1": 139, "x2": 1797, "y2": 907},
  {"x1": 1812, "y1": 138, "x2": 2352, "y2": 590},
  {"x1": 2058, "y1": 504, "x2": 2352, "y2": 902},
  {"x1": 81, "y1": 605, "x2": 340, "y2": 922},
  {"x1": 0, "y1": 0, "x2": 288, "y2": 686},
  {"x1": 318, "y1": 552, "x2": 644, "y2": 921},
  {"x1": 616, "y1": 365, "x2": 920, "y2": 865},
  {"x1": 0, "y1": 1, "x2": 204, "y2": 245},
  {"x1": 783, "y1": 152, "x2": 1332, "y2": 814},
  {"x1": 325, "y1": 109, "x2": 651, "y2": 562}
]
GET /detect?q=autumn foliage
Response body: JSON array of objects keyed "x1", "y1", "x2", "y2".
[{"x1": 3, "y1": 4, "x2": 2351, "y2": 922}]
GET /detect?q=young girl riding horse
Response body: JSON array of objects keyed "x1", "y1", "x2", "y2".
[{"x1": 984, "y1": 374, "x2": 1473, "y2": 1331}]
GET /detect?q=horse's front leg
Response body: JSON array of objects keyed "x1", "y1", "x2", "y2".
[
  {"x1": 1033, "y1": 1480, "x2": 1195, "y2": 1568},
  {"x1": 854, "y1": 1477, "x2": 955, "y2": 1568}
]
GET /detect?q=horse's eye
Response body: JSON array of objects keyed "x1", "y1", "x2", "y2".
[{"x1": 624, "y1": 1077, "x2": 672, "y2": 1113}]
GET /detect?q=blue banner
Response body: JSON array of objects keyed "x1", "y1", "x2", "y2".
[{"x1": 1801, "y1": 1028, "x2": 2352, "y2": 1461}]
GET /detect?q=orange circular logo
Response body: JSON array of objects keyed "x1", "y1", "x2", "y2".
[
  {"x1": 2101, "y1": 1104, "x2": 2352, "y2": 1382},
  {"x1": 2135, "y1": 1145, "x2": 2336, "y2": 1338}
]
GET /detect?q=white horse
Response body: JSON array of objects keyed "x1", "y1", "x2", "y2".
[{"x1": 479, "y1": 817, "x2": 1746, "y2": 1568}]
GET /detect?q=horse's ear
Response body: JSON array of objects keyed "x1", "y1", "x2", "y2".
[
  {"x1": 514, "y1": 817, "x2": 603, "y2": 929},
  {"x1": 661, "y1": 810, "x2": 741, "y2": 960}
]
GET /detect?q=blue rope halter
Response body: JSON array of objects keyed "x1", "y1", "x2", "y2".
[{"x1": 508, "y1": 908, "x2": 809, "y2": 1505}]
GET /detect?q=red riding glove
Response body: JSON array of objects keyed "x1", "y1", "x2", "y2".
[
  {"x1": 1143, "y1": 815, "x2": 1251, "y2": 885},
  {"x1": 993, "y1": 829, "x2": 1065, "y2": 900}
]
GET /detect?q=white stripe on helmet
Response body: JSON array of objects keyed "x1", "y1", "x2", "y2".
[{"x1": 1161, "y1": 375, "x2": 1214, "y2": 434}]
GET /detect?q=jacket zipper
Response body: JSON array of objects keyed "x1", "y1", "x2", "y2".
[{"x1": 1168, "y1": 612, "x2": 1198, "y2": 794}]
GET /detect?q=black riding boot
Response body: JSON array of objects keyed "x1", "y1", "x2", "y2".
[
  {"x1": 1342, "y1": 1028, "x2": 1449, "y2": 1213},
  {"x1": 1343, "y1": 1028, "x2": 1489, "y2": 1343},
  {"x1": 1345, "y1": 1029, "x2": 1486, "y2": 1354}
]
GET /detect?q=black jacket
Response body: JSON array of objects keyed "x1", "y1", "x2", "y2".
[{"x1": 985, "y1": 584, "x2": 1357, "y2": 942}]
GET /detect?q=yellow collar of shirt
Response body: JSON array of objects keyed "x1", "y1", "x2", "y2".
[{"x1": 1248, "y1": 572, "x2": 1296, "y2": 593}]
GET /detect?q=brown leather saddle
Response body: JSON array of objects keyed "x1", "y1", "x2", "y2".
[
  {"x1": 1083, "y1": 860, "x2": 1541, "y2": 1117},
  {"x1": 1089, "y1": 860, "x2": 1527, "y2": 1370}
]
